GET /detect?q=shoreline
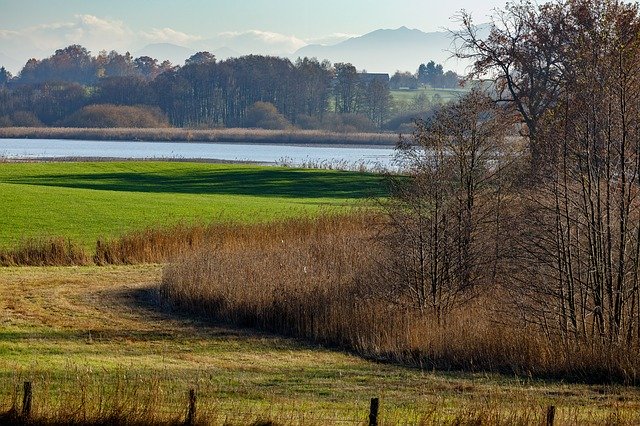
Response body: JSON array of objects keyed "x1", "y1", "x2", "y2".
[
  {"x1": 0, "y1": 156, "x2": 276, "y2": 165},
  {"x1": 0, "y1": 126, "x2": 399, "y2": 147}
]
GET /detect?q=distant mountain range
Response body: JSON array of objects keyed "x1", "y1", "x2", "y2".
[{"x1": 292, "y1": 26, "x2": 475, "y2": 74}]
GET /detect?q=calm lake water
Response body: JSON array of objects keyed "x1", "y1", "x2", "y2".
[{"x1": 0, "y1": 138, "x2": 395, "y2": 169}]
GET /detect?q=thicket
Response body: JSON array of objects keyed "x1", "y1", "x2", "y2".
[
  {"x1": 159, "y1": 0, "x2": 640, "y2": 384},
  {"x1": 0, "y1": 46, "x2": 462, "y2": 132},
  {"x1": 62, "y1": 104, "x2": 169, "y2": 128},
  {"x1": 0, "y1": 52, "x2": 394, "y2": 131}
]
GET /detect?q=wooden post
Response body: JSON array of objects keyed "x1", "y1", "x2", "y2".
[
  {"x1": 369, "y1": 397, "x2": 379, "y2": 426},
  {"x1": 186, "y1": 388, "x2": 196, "y2": 425},
  {"x1": 546, "y1": 405, "x2": 556, "y2": 426},
  {"x1": 22, "y1": 381, "x2": 32, "y2": 419}
]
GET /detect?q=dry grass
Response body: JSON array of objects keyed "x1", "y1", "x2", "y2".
[
  {"x1": 1, "y1": 216, "x2": 364, "y2": 267},
  {"x1": 0, "y1": 127, "x2": 396, "y2": 146},
  {"x1": 94, "y1": 223, "x2": 225, "y2": 265},
  {"x1": 1, "y1": 264, "x2": 639, "y2": 425},
  {"x1": 0, "y1": 237, "x2": 89, "y2": 266},
  {"x1": 161, "y1": 214, "x2": 640, "y2": 385}
]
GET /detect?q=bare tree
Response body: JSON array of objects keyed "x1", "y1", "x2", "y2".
[
  {"x1": 509, "y1": 0, "x2": 640, "y2": 347},
  {"x1": 379, "y1": 90, "x2": 516, "y2": 323},
  {"x1": 454, "y1": 1, "x2": 568, "y2": 176}
]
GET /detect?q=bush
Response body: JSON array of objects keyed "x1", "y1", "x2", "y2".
[
  {"x1": 294, "y1": 114, "x2": 321, "y2": 130},
  {"x1": 10, "y1": 111, "x2": 43, "y2": 127},
  {"x1": 384, "y1": 110, "x2": 435, "y2": 132},
  {"x1": 244, "y1": 102, "x2": 291, "y2": 130},
  {"x1": 62, "y1": 104, "x2": 169, "y2": 128},
  {"x1": 320, "y1": 113, "x2": 376, "y2": 133}
]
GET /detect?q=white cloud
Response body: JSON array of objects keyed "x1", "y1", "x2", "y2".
[
  {"x1": 0, "y1": 15, "x2": 208, "y2": 72},
  {"x1": 139, "y1": 27, "x2": 203, "y2": 45},
  {"x1": 0, "y1": 15, "x2": 133, "y2": 54},
  {"x1": 215, "y1": 30, "x2": 307, "y2": 54}
]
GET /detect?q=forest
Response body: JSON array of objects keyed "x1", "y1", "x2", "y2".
[{"x1": 0, "y1": 47, "x2": 460, "y2": 132}]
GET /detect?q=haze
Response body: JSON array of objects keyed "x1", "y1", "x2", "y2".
[{"x1": 0, "y1": 0, "x2": 505, "y2": 74}]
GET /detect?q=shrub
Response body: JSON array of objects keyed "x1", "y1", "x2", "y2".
[
  {"x1": 62, "y1": 104, "x2": 169, "y2": 128},
  {"x1": 244, "y1": 101, "x2": 291, "y2": 130},
  {"x1": 294, "y1": 114, "x2": 321, "y2": 130},
  {"x1": 10, "y1": 111, "x2": 43, "y2": 127},
  {"x1": 320, "y1": 113, "x2": 375, "y2": 133},
  {"x1": 384, "y1": 110, "x2": 434, "y2": 132}
]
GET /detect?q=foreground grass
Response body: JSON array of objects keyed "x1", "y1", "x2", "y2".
[
  {"x1": 0, "y1": 161, "x2": 386, "y2": 248},
  {"x1": 0, "y1": 266, "x2": 639, "y2": 424}
]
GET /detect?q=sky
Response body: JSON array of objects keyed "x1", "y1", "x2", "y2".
[{"x1": 0, "y1": 0, "x2": 506, "y2": 73}]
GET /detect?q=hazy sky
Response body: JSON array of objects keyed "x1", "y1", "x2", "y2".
[{"x1": 0, "y1": 0, "x2": 507, "y2": 72}]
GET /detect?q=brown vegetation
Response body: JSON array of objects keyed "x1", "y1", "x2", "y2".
[
  {"x1": 244, "y1": 101, "x2": 291, "y2": 130},
  {"x1": 0, "y1": 127, "x2": 396, "y2": 146},
  {"x1": 93, "y1": 221, "x2": 270, "y2": 265},
  {"x1": 0, "y1": 237, "x2": 88, "y2": 267},
  {"x1": 159, "y1": 213, "x2": 640, "y2": 384},
  {"x1": 62, "y1": 104, "x2": 170, "y2": 128}
]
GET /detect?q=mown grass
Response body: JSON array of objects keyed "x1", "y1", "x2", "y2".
[
  {"x1": 1, "y1": 265, "x2": 639, "y2": 424},
  {"x1": 0, "y1": 161, "x2": 386, "y2": 249}
]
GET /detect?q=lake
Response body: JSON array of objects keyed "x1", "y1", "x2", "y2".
[{"x1": 0, "y1": 138, "x2": 396, "y2": 169}]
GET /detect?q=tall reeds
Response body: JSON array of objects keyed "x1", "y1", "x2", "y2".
[
  {"x1": 160, "y1": 214, "x2": 640, "y2": 384},
  {"x1": 0, "y1": 127, "x2": 396, "y2": 146},
  {"x1": 0, "y1": 237, "x2": 88, "y2": 267}
]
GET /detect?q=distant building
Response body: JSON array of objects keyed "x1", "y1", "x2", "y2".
[{"x1": 358, "y1": 73, "x2": 390, "y2": 85}]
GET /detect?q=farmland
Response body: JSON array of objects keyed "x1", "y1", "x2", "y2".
[
  {"x1": 1, "y1": 159, "x2": 640, "y2": 425},
  {"x1": 0, "y1": 161, "x2": 386, "y2": 249},
  {"x1": 390, "y1": 87, "x2": 470, "y2": 104}
]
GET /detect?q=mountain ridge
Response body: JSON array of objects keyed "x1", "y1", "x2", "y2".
[{"x1": 292, "y1": 26, "x2": 482, "y2": 74}]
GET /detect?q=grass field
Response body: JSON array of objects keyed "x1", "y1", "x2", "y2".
[
  {"x1": 1, "y1": 265, "x2": 639, "y2": 424},
  {"x1": 390, "y1": 87, "x2": 470, "y2": 104},
  {"x1": 0, "y1": 161, "x2": 386, "y2": 249}
]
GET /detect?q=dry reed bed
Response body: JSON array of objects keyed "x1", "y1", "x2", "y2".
[
  {"x1": 0, "y1": 127, "x2": 396, "y2": 146},
  {"x1": 1, "y1": 219, "x2": 339, "y2": 266},
  {"x1": 0, "y1": 237, "x2": 88, "y2": 267},
  {"x1": 160, "y1": 214, "x2": 640, "y2": 385}
]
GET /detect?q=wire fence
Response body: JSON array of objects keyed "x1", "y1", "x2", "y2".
[{"x1": 4, "y1": 381, "x2": 573, "y2": 426}]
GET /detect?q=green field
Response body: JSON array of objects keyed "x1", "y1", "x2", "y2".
[
  {"x1": 0, "y1": 161, "x2": 387, "y2": 248},
  {"x1": 390, "y1": 87, "x2": 470, "y2": 104}
]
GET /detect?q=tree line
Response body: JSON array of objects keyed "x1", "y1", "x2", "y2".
[{"x1": 0, "y1": 45, "x2": 459, "y2": 131}]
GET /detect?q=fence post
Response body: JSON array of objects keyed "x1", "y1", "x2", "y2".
[
  {"x1": 22, "y1": 381, "x2": 32, "y2": 419},
  {"x1": 369, "y1": 397, "x2": 379, "y2": 426},
  {"x1": 186, "y1": 388, "x2": 196, "y2": 425},
  {"x1": 546, "y1": 405, "x2": 556, "y2": 426}
]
